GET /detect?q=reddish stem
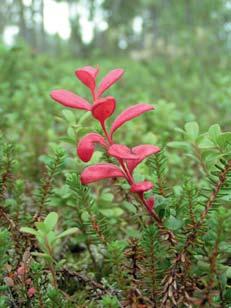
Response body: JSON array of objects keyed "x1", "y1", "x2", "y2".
[
  {"x1": 101, "y1": 121, "x2": 113, "y2": 145},
  {"x1": 98, "y1": 116, "x2": 177, "y2": 246},
  {"x1": 119, "y1": 159, "x2": 134, "y2": 185},
  {"x1": 100, "y1": 121, "x2": 166, "y2": 228}
]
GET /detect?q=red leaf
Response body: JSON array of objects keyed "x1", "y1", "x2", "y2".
[
  {"x1": 80, "y1": 163, "x2": 125, "y2": 184},
  {"x1": 75, "y1": 66, "x2": 98, "y2": 93},
  {"x1": 127, "y1": 145, "x2": 160, "y2": 173},
  {"x1": 108, "y1": 144, "x2": 139, "y2": 160},
  {"x1": 91, "y1": 96, "x2": 116, "y2": 124},
  {"x1": 50, "y1": 90, "x2": 91, "y2": 111},
  {"x1": 110, "y1": 104, "x2": 154, "y2": 137},
  {"x1": 146, "y1": 197, "x2": 154, "y2": 211},
  {"x1": 77, "y1": 133, "x2": 107, "y2": 162},
  {"x1": 97, "y1": 69, "x2": 124, "y2": 97},
  {"x1": 130, "y1": 181, "x2": 154, "y2": 193}
]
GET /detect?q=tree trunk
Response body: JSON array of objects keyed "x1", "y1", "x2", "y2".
[
  {"x1": 40, "y1": 0, "x2": 46, "y2": 51},
  {"x1": 30, "y1": 0, "x2": 37, "y2": 49},
  {"x1": 17, "y1": 0, "x2": 27, "y2": 42}
]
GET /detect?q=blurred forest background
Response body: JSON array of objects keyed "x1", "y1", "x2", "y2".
[{"x1": 1, "y1": 0, "x2": 231, "y2": 58}]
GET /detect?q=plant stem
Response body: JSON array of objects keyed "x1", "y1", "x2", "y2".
[
  {"x1": 200, "y1": 159, "x2": 231, "y2": 222},
  {"x1": 44, "y1": 237, "x2": 58, "y2": 288},
  {"x1": 49, "y1": 261, "x2": 58, "y2": 288},
  {"x1": 101, "y1": 121, "x2": 112, "y2": 144},
  {"x1": 100, "y1": 122, "x2": 177, "y2": 246}
]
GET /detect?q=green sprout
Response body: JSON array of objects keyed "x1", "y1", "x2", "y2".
[{"x1": 20, "y1": 212, "x2": 78, "y2": 288}]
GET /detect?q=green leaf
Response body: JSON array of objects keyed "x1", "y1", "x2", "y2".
[
  {"x1": 44, "y1": 212, "x2": 58, "y2": 230},
  {"x1": 208, "y1": 124, "x2": 221, "y2": 143},
  {"x1": 122, "y1": 201, "x2": 137, "y2": 214},
  {"x1": 36, "y1": 235, "x2": 47, "y2": 251},
  {"x1": 62, "y1": 110, "x2": 76, "y2": 123},
  {"x1": 35, "y1": 222, "x2": 49, "y2": 233},
  {"x1": 57, "y1": 227, "x2": 78, "y2": 239},
  {"x1": 220, "y1": 195, "x2": 231, "y2": 202},
  {"x1": 165, "y1": 216, "x2": 183, "y2": 230},
  {"x1": 20, "y1": 227, "x2": 37, "y2": 236},
  {"x1": 67, "y1": 127, "x2": 76, "y2": 141},
  {"x1": 81, "y1": 211, "x2": 90, "y2": 221},
  {"x1": 198, "y1": 136, "x2": 215, "y2": 149},
  {"x1": 167, "y1": 141, "x2": 189, "y2": 149},
  {"x1": 101, "y1": 193, "x2": 114, "y2": 202},
  {"x1": 184, "y1": 122, "x2": 199, "y2": 141},
  {"x1": 100, "y1": 208, "x2": 124, "y2": 217},
  {"x1": 217, "y1": 132, "x2": 231, "y2": 148},
  {"x1": 47, "y1": 231, "x2": 57, "y2": 245},
  {"x1": 78, "y1": 111, "x2": 91, "y2": 125}
]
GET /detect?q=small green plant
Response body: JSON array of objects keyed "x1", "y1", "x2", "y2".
[{"x1": 20, "y1": 212, "x2": 78, "y2": 288}]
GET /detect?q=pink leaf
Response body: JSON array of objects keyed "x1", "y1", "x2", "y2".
[
  {"x1": 28, "y1": 287, "x2": 36, "y2": 298},
  {"x1": 91, "y1": 96, "x2": 116, "y2": 124},
  {"x1": 50, "y1": 89, "x2": 91, "y2": 111},
  {"x1": 130, "y1": 181, "x2": 154, "y2": 193},
  {"x1": 108, "y1": 144, "x2": 139, "y2": 160},
  {"x1": 80, "y1": 163, "x2": 125, "y2": 185},
  {"x1": 75, "y1": 66, "x2": 98, "y2": 93},
  {"x1": 97, "y1": 69, "x2": 124, "y2": 97},
  {"x1": 146, "y1": 197, "x2": 155, "y2": 211},
  {"x1": 17, "y1": 265, "x2": 27, "y2": 276},
  {"x1": 77, "y1": 133, "x2": 107, "y2": 162},
  {"x1": 110, "y1": 104, "x2": 154, "y2": 137},
  {"x1": 127, "y1": 145, "x2": 160, "y2": 174}
]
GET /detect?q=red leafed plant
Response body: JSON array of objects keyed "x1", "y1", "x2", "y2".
[{"x1": 51, "y1": 66, "x2": 176, "y2": 244}]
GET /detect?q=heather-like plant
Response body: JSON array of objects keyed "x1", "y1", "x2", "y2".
[{"x1": 51, "y1": 66, "x2": 178, "y2": 243}]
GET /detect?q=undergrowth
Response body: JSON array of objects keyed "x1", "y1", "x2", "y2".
[{"x1": 0, "y1": 54, "x2": 230, "y2": 307}]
